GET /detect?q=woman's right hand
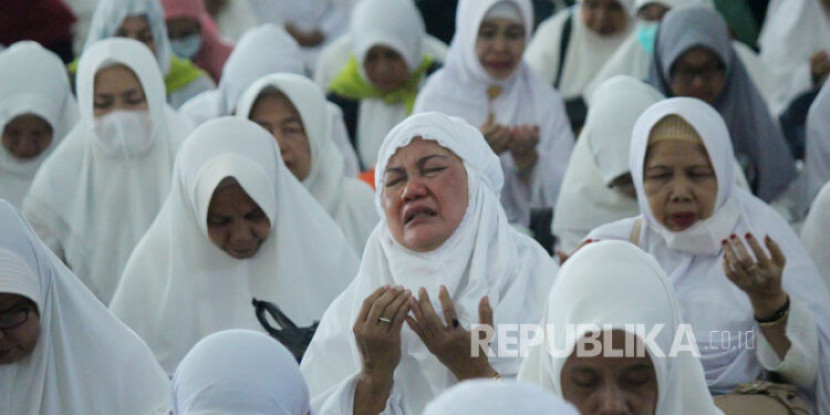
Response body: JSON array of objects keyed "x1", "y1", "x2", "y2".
[
  {"x1": 556, "y1": 238, "x2": 598, "y2": 265},
  {"x1": 481, "y1": 114, "x2": 512, "y2": 155},
  {"x1": 353, "y1": 285, "x2": 412, "y2": 382}
]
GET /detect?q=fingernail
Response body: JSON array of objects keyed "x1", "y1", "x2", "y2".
[
  {"x1": 721, "y1": 239, "x2": 727, "y2": 245},
  {"x1": 745, "y1": 233, "x2": 753, "y2": 239},
  {"x1": 395, "y1": 286, "x2": 404, "y2": 292},
  {"x1": 730, "y1": 234, "x2": 737, "y2": 239}
]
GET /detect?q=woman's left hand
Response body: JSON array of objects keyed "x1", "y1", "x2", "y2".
[
  {"x1": 406, "y1": 285, "x2": 498, "y2": 381},
  {"x1": 508, "y1": 125, "x2": 539, "y2": 171},
  {"x1": 722, "y1": 232, "x2": 789, "y2": 318}
]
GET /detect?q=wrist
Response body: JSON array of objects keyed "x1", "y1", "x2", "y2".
[
  {"x1": 752, "y1": 293, "x2": 789, "y2": 322},
  {"x1": 359, "y1": 369, "x2": 395, "y2": 391},
  {"x1": 452, "y1": 361, "x2": 497, "y2": 381}
]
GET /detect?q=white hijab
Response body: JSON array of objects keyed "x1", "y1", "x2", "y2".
[
  {"x1": 801, "y1": 181, "x2": 830, "y2": 292},
  {"x1": 414, "y1": 0, "x2": 575, "y2": 226},
  {"x1": 110, "y1": 117, "x2": 359, "y2": 373},
  {"x1": 423, "y1": 380, "x2": 579, "y2": 415},
  {"x1": 587, "y1": 98, "x2": 830, "y2": 409},
  {"x1": 553, "y1": 76, "x2": 662, "y2": 251},
  {"x1": 518, "y1": 240, "x2": 723, "y2": 414},
  {"x1": 0, "y1": 201, "x2": 170, "y2": 415},
  {"x1": 525, "y1": 0, "x2": 635, "y2": 99},
  {"x1": 300, "y1": 112, "x2": 559, "y2": 414},
  {"x1": 236, "y1": 73, "x2": 377, "y2": 254},
  {"x1": 83, "y1": 0, "x2": 173, "y2": 75},
  {"x1": 0, "y1": 41, "x2": 79, "y2": 208},
  {"x1": 797, "y1": 80, "x2": 830, "y2": 216},
  {"x1": 171, "y1": 330, "x2": 311, "y2": 415},
  {"x1": 22, "y1": 38, "x2": 190, "y2": 305}
]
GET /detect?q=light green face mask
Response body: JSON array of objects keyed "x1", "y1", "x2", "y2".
[
  {"x1": 636, "y1": 21, "x2": 660, "y2": 55},
  {"x1": 170, "y1": 34, "x2": 203, "y2": 59}
]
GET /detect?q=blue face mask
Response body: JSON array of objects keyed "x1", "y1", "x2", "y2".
[
  {"x1": 636, "y1": 21, "x2": 660, "y2": 55},
  {"x1": 170, "y1": 34, "x2": 203, "y2": 59}
]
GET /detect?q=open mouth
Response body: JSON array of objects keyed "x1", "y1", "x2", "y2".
[
  {"x1": 404, "y1": 205, "x2": 437, "y2": 226},
  {"x1": 670, "y1": 212, "x2": 697, "y2": 228}
]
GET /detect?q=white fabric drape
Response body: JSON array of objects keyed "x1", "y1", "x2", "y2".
[
  {"x1": 796, "y1": 80, "x2": 830, "y2": 216},
  {"x1": 171, "y1": 330, "x2": 311, "y2": 415},
  {"x1": 423, "y1": 380, "x2": 579, "y2": 415},
  {"x1": 586, "y1": 98, "x2": 830, "y2": 412},
  {"x1": 552, "y1": 76, "x2": 662, "y2": 251},
  {"x1": 0, "y1": 200, "x2": 170, "y2": 415},
  {"x1": 518, "y1": 240, "x2": 724, "y2": 414},
  {"x1": 22, "y1": 38, "x2": 191, "y2": 305},
  {"x1": 300, "y1": 112, "x2": 559, "y2": 415},
  {"x1": 236, "y1": 73, "x2": 378, "y2": 254},
  {"x1": 0, "y1": 41, "x2": 79, "y2": 208},
  {"x1": 801, "y1": 182, "x2": 830, "y2": 292},
  {"x1": 110, "y1": 116, "x2": 359, "y2": 374},
  {"x1": 414, "y1": 0, "x2": 575, "y2": 227}
]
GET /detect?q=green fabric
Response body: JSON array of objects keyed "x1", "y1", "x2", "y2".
[
  {"x1": 66, "y1": 55, "x2": 206, "y2": 94},
  {"x1": 328, "y1": 55, "x2": 434, "y2": 114},
  {"x1": 714, "y1": 0, "x2": 760, "y2": 49}
]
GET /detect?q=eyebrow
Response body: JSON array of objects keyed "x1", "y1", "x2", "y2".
[
  {"x1": 0, "y1": 299, "x2": 29, "y2": 314},
  {"x1": 279, "y1": 115, "x2": 303, "y2": 126},
  {"x1": 384, "y1": 154, "x2": 449, "y2": 176}
]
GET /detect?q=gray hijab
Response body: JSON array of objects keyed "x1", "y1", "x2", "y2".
[{"x1": 647, "y1": 6, "x2": 796, "y2": 201}]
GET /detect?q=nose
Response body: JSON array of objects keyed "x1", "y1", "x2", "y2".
[
  {"x1": 401, "y1": 177, "x2": 427, "y2": 202},
  {"x1": 14, "y1": 137, "x2": 39, "y2": 158},
  {"x1": 228, "y1": 219, "x2": 255, "y2": 244},
  {"x1": 668, "y1": 174, "x2": 694, "y2": 202},
  {"x1": 597, "y1": 384, "x2": 628, "y2": 415},
  {"x1": 492, "y1": 35, "x2": 509, "y2": 52}
]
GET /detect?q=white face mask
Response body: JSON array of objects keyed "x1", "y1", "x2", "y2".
[
  {"x1": 93, "y1": 110, "x2": 157, "y2": 158},
  {"x1": 170, "y1": 34, "x2": 203, "y2": 59}
]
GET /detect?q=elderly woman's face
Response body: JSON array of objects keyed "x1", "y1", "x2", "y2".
[
  {"x1": 249, "y1": 92, "x2": 312, "y2": 181},
  {"x1": 669, "y1": 47, "x2": 726, "y2": 106},
  {"x1": 93, "y1": 65, "x2": 149, "y2": 117},
  {"x1": 476, "y1": 18, "x2": 526, "y2": 80},
  {"x1": 0, "y1": 293, "x2": 40, "y2": 365},
  {"x1": 207, "y1": 180, "x2": 272, "y2": 259},
  {"x1": 582, "y1": 0, "x2": 629, "y2": 36},
  {"x1": 643, "y1": 140, "x2": 717, "y2": 232},
  {"x1": 382, "y1": 138, "x2": 468, "y2": 252},
  {"x1": 1, "y1": 114, "x2": 53, "y2": 160},
  {"x1": 364, "y1": 45, "x2": 411, "y2": 94},
  {"x1": 561, "y1": 330, "x2": 658, "y2": 415},
  {"x1": 116, "y1": 15, "x2": 156, "y2": 55}
]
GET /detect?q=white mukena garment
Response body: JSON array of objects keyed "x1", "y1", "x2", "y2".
[
  {"x1": 423, "y1": 380, "x2": 579, "y2": 415},
  {"x1": 518, "y1": 240, "x2": 724, "y2": 414},
  {"x1": 171, "y1": 330, "x2": 312, "y2": 415},
  {"x1": 22, "y1": 38, "x2": 192, "y2": 305},
  {"x1": 0, "y1": 200, "x2": 170, "y2": 414},
  {"x1": 300, "y1": 112, "x2": 559, "y2": 415},
  {"x1": 236, "y1": 73, "x2": 378, "y2": 254},
  {"x1": 110, "y1": 117, "x2": 359, "y2": 374},
  {"x1": 0, "y1": 41, "x2": 79, "y2": 208}
]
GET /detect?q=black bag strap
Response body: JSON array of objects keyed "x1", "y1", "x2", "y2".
[
  {"x1": 252, "y1": 297, "x2": 319, "y2": 362},
  {"x1": 553, "y1": 10, "x2": 573, "y2": 90}
]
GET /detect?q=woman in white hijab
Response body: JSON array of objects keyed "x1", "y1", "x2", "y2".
[
  {"x1": 759, "y1": 0, "x2": 830, "y2": 116},
  {"x1": 423, "y1": 380, "x2": 579, "y2": 415},
  {"x1": 180, "y1": 24, "x2": 361, "y2": 177},
  {"x1": 415, "y1": 0, "x2": 575, "y2": 229},
  {"x1": 110, "y1": 117, "x2": 359, "y2": 374},
  {"x1": 0, "y1": 41, "x2": 79, "y2": 208},
  {"x1": 586, "y1": 97, "x2": 830, "y2": 411},
  {"x1": 0, "y1": 200, "x2": 170, "y2": 414},
  {"x1": 801, "y1": 182, "x2": 830, "y2": 292},
  {"x1": 79, "y1": 0, "x2": 215, "y2": 108},
  {"x1": 300, "y1": 112, "x2": 558, "y2": 415},
  {"x1": 171, "y1": 330, "x2": 312, "y2": 415},
  {"x1": 325, "y1": 0, "x2": 441, "y2": 170},
  {"x1": 794, "y1": 80, "x2": 830, "y2": 217},
  {"x1": 519, "y1": 240, "x2": 723, "y2": 414},
  {"x1": 236, "y1": 73, "x2": 377, "y2": 254},
  {"x1": 525, "y1": 0, "x2": 635, "y2": 129},
  {"x1": 553, "y1": 76, "x2": 662, "y2": 252},
  {"x1": 22, "y1": 38, "x2": 191, "y2": 305}
]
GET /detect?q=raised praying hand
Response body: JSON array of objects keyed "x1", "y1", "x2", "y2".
[{"x1": 722, "y1": 232, "x2": 789, "y2": 319}]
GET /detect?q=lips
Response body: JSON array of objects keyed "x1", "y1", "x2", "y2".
[
  {"x1": 484, "y1": 60, "x2": 513, "y2": 72},
  {"x1": 403, "y1": 205, "x2": 437, "y2": 226},
  {"x1": 670, "y1": 212, "x2": 697, "y2": 228},
  {"x1": 226, "y1": 245, "x2": 259, "y2": 258}
]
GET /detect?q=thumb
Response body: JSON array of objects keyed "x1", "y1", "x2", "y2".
[
  {"x1": 479, "y1": 296, "x2": 494, "y2": 328},
  {"x1": 485, "y1": 112, "x2": 495, "y2": 126},
  {"x1": 556, "y1": 250, "x2": 569, "y2": 264}
]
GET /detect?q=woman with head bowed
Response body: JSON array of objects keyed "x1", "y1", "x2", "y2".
[
  {"x1": 22, "y1": 38, "x2": 192, "y2": 305},
  {"x1": 415, "y1": 0, "x2": 575, "y2": 230},
  {"x1": 586, "y1": 97, "x2": 830, "y2": 411},
  {"x1": 300, "y1": 112, "x2": 559, "y2": 415},
  {"x1": 236, "y1": 73, "x2": 378, "y2": 254},
  {"x1": 0, "y1": 201, "x2": 170, "y2": 414},
  {"x1": 0, "y1": 41, "x2": 79, "y2": 209},
  {"x1": 646, "y1": 6, "x2": 796, "y2": 203},
  {"x1": 423, "y1": 380, "x2": 579, "y2": 415},
  {"x1": 171, "y1": 330, "x2": 311, "y2": 415},
  {"x1": 161, "y1": 0, "x2": 234, "y2": 84},
  {"x1": 519, "y1": 240, "x2": 723, "y2": 414},
  {"x1": 78, "y1": 0, "x2": 215, "y2": 108},
  {"x1": 110, "y1": 117, "x2": 359, "y2": 374}
]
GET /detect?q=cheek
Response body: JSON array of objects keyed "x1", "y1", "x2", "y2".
[
  {"x1": 207, "y1": 227, "x2": 226, "y2": 247},
  {"x1": 475, "y1": 40, "x2": 489, "y2": 62},
  {"x1": 254, "y1": 222, "x2": 272, "y2": 241}
]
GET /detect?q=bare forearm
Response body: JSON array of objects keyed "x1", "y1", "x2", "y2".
[{"x1": 754, "y1": 293, "x2": 791, "y2": 361}]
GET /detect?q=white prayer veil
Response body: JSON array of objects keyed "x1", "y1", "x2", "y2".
[{"x1": 423, "y1": 380, "x2": 579, "y2": 415}]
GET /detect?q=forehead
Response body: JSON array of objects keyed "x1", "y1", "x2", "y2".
[
  {"x1": 209, "y1": 181, "x2": 258, "y2": 209},
  {"x1": 645, "y1": 140, "x2": 712, "y2": 167},
  {"x1": 94, "y1": 64, "x2": 143, "y2": 92},
  {"x1": 386, "y1": 138, "x2": 459, "y2": 167},
  {"x1": 0, "y1": 292, "x2": 31, "y2": 309},
  {"x1": 251, "y1": 92, "x2": 300, "y2": 120},
  {"x1": 567, "y1": 330, "x2": 655, "y2": 369},
  {"x1": 674, "y1": 46, "x2": 722, "y2": 67},
  {"x1": 119, "y1": 15, "x2": 151, "y2": 32},
  {"x1": 4, "y1": 114, "x2": 51, "y2": 131},
  {"x1": 479, "y1": 17, "x2": 524, "y2": 31},
  {"x1": 366, "y1": 45, "x2": 403, "y2": 57}
]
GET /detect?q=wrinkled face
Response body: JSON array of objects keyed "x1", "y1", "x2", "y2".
[
  {"x1": 249, "y1": 92, "x2": 312, "y2": 181},
  {"x1": 476, "y1": 18, "x2": 526, "y2": 80},
  {"x1": 1, "y1": 114, "x2": 54, "y2": 160},
  {"x1": 669, "y1": 47, "x2": 726, "y2": 105},
  {"x1": 382, "y1": 138, "x2": 468, "y2": 252},
  {"x1": 561, "y1": 330, "x2": 659, "y2": 415},
  {"x1": 363, "y1": 45, "x2": 411, "y2": 94},
  {"x1": 643, "y1": 140, "x2": 718, "y2": 232},
  {"x1": 93, "y1": 64, "x2": 149, "y2": 117},
  {"x1": 115, "y1": 15, "x2": 156, "y2": 55},
  {"x1": 207, "y1": 180, "x2": 272, "y2": 259},
  {"x1": 583, "y1": 0, "x2": 629, "y2": 36},
  {"x1": 637, "y1": 3, "x2": 669, "y2": 22},
  {"x1": 166, "y1": 16, "x2": 202, "y2": 40},
  {"x1": 0, "y1": 293, "x2": 40, "y2": 365}
]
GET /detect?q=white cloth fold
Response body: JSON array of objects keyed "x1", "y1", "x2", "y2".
[
  {"x1": 110, "y1": 116, "x2": 359, "y2": 373},
  {"x1": 423, "y1": 380, "x2": 579, "y2": 415},
  {"x1": 801, "y1": 181, "x2": 830, "y2": 292},
  {"x1": 0, "y1": 200, "x2": 170, "y2": 414}
]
